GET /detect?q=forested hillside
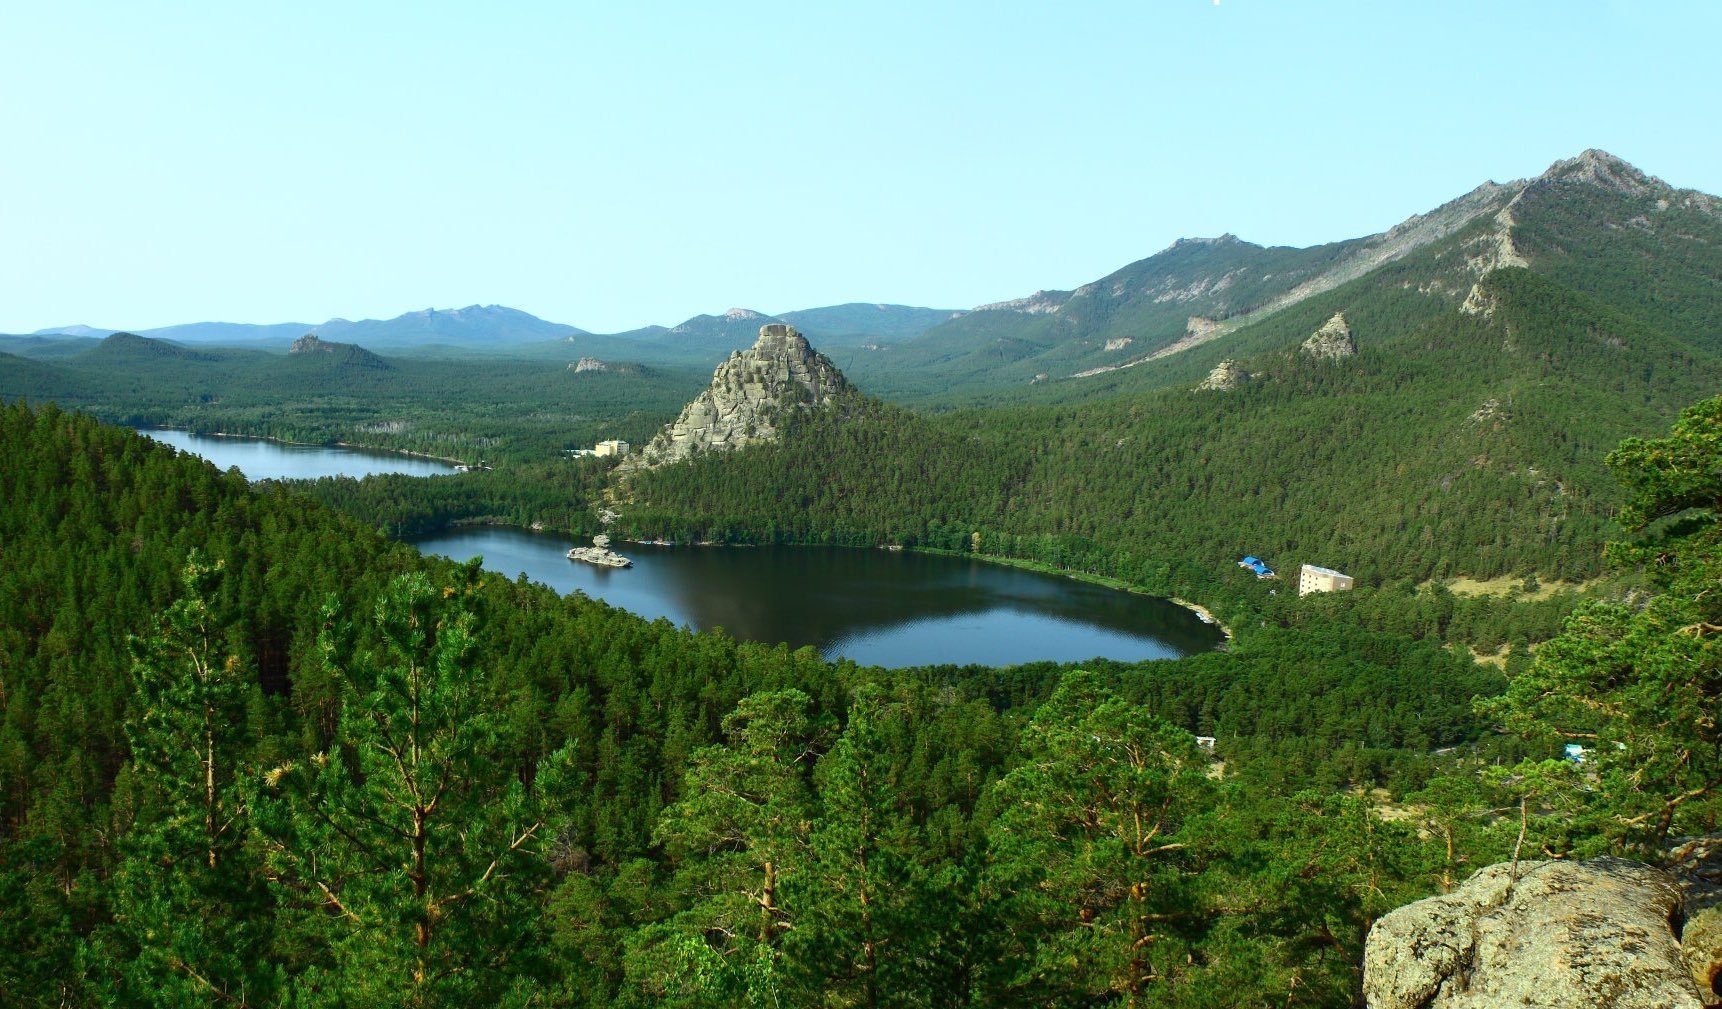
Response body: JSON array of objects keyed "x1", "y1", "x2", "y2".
[
  {"x1": 622, "y1": 268, "x2": 1719, "y2": 589},
  {"x1": 5, "y1": 403, "x2": 1651, "y2": 1008},
  {"x1": 5, "y1": 401, "x2": 1717, "y2": 1006}
]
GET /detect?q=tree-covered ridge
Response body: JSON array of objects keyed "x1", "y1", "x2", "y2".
[
  {"x1": 0, "y1": 333, "x2": 708, "y2": 464},
  {"x1": 622, "y1": 267, "x2": 1719, "y2": 590},
  {"x1": 5, "y1": 403, "x2": 1654, "y2": 1007}
]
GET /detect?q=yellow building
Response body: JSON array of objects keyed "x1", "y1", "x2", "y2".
[
  {"x1": 1298, "y1": 563, "x2": 1354, "y2": 596},
  {"x1": 594, "y1": 439, "x2": 630, "y2": 458}
]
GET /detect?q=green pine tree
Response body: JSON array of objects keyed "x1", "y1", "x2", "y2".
[
  {"x1": 623, "y1": 689, "x2": 820, "y2": 1007},
  {"x1": 83, "y1": 552, "x2": 280, "y2": 1007},
  {"x1": 249, "y1": 569, "x2": 571, "y2": 1009},
  {"x1": 979, "y1": 670, "x2": 1214, "y2": 1005},
  {"x1": 786, "y1": 684, "x2": 935, "y2": 1007}
]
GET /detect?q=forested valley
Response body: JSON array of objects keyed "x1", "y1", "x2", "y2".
[{"x1": 3, "y1": 395, "x2": 1718, "y2": 1007}]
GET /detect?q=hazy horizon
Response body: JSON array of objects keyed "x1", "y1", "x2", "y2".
[{"x1": 4, "y1": 0, "x2": 1718, "y2": 335}]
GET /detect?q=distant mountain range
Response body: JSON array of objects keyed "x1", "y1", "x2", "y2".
[
  {"x1": 21, "y1": 303, "x2": 966, "y2": 356},
  {"x1": 27, "y1": 305, "x2": 584, "y2": 351}
]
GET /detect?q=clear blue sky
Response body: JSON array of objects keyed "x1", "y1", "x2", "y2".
[{"x1": 2, "y1": 0, "x2": 1717, "y2": 334}]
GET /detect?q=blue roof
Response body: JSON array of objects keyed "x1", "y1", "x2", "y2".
[{"x1": 1241, "y1": 555, "x2": 1261, "y2": 566}]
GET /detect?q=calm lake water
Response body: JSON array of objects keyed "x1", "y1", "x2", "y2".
[
  {"x1": 139, "y1": 429, "x2": 460, "y2": 480},
  {"x1": 413, "y1": 527, "x2": 1223, "y2": 668}
]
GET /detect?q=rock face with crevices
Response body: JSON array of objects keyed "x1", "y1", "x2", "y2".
[
  {"x1": 623, "y1": 324, "x2": 856, "y2": 469},
  {"x1": 1672, "y1": 835, "x2": 1722, "y2": 1000},
  {"x1": 1363, "y1": 856, "x2": 1706, "y2": 1009},
  {"x1": 1301, "y1": 313, "x2": 1356, "y2": 360}
]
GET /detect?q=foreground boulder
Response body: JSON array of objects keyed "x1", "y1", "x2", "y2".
[
  {"x1": 1673, "y1": 836, "x2": 1722, "y2": 1001},
  {"x1": 1363, "y1": 856, "x2": 1707, "y2": 1009}
]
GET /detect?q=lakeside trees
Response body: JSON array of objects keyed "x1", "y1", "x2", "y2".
[{"x1": 0, "y1": 400, "x2": 1715, "y2": 1006}]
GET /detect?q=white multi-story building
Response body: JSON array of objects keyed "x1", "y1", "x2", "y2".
[
  {"x1": 1298, "y1": 564, "x2": 1354, "y2": 596},
  {"x1": 593, "y1": 439, "x2": 630, "y2": 458}
]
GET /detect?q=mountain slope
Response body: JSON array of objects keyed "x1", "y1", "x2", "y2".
[
  {"x1": 849, "y1": 150, "x2": 1722, "y2": 404},
  {"x1": 778, "y1": 303, "x2": 965, "y2": 343},
  {"x1": 620, "y1": 263, "x2": 1722, "y2": 585}
]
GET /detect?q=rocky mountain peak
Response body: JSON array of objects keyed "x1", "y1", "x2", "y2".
[
  {"x1": 289, "y1": 333, "x2": 330, "y2": 354},
  {"x1": 1300, "y1": 313, "x2": 1356, "y2": 360},
  {"x1": 1538, "y1": 148, "x2": 1660, "y2": 196},
  {"x1": 623, "y1": 325, "x2": 856, "y2": 469}
]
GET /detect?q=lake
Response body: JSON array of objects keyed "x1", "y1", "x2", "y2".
[
  {"x1": 139, "y1": 428, "x2": 461, "y2": 480},
  {"x1": 413, "y1": 526, "x2": 1223, "y2": 668}
]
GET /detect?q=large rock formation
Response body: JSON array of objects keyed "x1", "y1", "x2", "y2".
[
  {"x1": 290, "y1": 333, "x2": 331, "y2": 354},
  {"x1": 1363, "y1": 855, "x2": 1711, "y2": 1009},
  {"x1": 1300, "y1": 312, "x2": 1356, "y2": 360},
  {"x1": 623, "y1": 324, "x2": 855, "y2": 469}
]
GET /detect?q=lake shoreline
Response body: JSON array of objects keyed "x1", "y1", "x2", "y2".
[
  {"x1": 408, "y1": 526, "x2": 1223, "y2": 667},
  {"x1": 139, "y1": 426, "x2": 468, "y2": 471},
  {"x1": 409, "y1": 521, "x2": 1232, "y2": 648},
  {"x1": 907, "y1": 545, "x2": 1233, "y2": 642}
]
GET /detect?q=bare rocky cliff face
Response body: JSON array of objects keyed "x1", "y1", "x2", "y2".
[
  {"x1": 1363, "y1": 846, "x2": 1722, "y2": 1009},
  {"x1": 623, "y1": 324, "x2": 855, "y2": 469}
]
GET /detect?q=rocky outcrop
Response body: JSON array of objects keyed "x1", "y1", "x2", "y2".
[
  {"x1": 1195, "y1": 359, "x2": 1250, "y2": 392},
  {"x1": 1300, "y1": 313, "x2": 1356, "y2": 360},
  {"x1": 570, "y1": 357, "x2": 608, "y2": 373},
  {"x1": 1459, "y1": 282, "x2": 1497, "y2": 317},
  {"x1": 290, "y1": 333, "x2": 331, "y2": 354},
  {"x1": 623, "y1": 324, "x2": 856, "y2": 469},
  {"x1": 1186, "y1": 316, "x2": 1223, "y2": 340},
  {"x1": 1672, "y1": 836, "x2": 1722, "y2": 999},
  {"x1": 1363, "y1": 856, "x2": 1707, "y2": 1009}
]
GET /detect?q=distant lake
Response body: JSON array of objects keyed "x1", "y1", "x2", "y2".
[
  {"x1": 413, "y1": 526, "x2": 1223, "y2": 668},
  {"x1": 139, "y1": 429, "x2": 460, "y2": 480}
]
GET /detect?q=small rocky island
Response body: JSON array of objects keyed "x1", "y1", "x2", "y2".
[{"x1": 567, "y1": 534, "x2": 631, "y2": 568}]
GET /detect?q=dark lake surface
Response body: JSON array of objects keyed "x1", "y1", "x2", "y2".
[
  {"x1": 412, "y1": 526, "x2": 1223, "y2": 668},
  {"x1": 139, "y1": 429, "x2": 460, "y2": 480}
]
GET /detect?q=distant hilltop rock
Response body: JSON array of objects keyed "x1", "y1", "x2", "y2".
[
  {"x1": 624, "y1": 324, "x2": 856, "y2": 469},
  {"x1": 1300, "y1": 312, "x2": 1356, "y2": 360},
  {"x1": 569, "y1": 357, "x2": 608, "y2": 373},
  {"x1": 1364, "y1": 852, "x2": 1719, "y2": 1008},
  {"x1": 1195, "y1": 359, "x2": 1250, "y2": 392},
  {"x1": 287, "y1": 333, "x2": 390, "y2": 370}
]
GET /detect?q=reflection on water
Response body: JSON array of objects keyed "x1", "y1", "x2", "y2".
[
  {"x1": 412, "y1": 527, "x2": 1222, "y2": 668},
  {"x1": 139, "y1": 428, "x2": 460, "y2": 481}
]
